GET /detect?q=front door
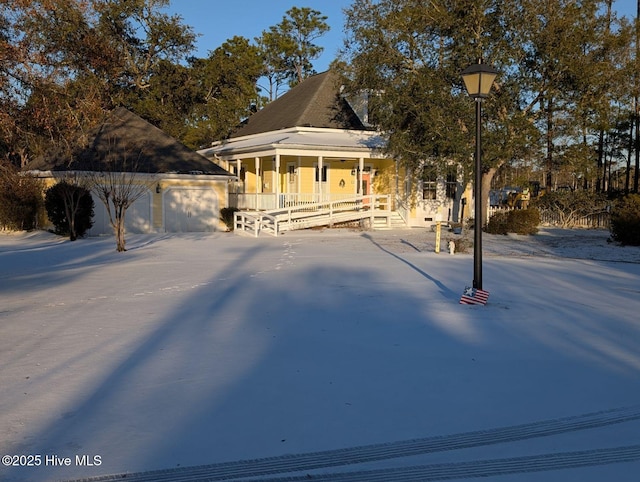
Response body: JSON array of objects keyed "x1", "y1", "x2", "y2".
[
  {"x1": 314, "y1": 163, "x2": 328, "y2": 200},
  {"x1": 361, "y1": 171, "x2": 371, "y2": 205},
  {"x1": 287, "y1": 163, "x2": 298, "y2": 194}
]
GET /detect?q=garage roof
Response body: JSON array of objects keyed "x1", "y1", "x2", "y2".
[{"x1": 29, "y1": 107, "x2": 232, "y2": 176}]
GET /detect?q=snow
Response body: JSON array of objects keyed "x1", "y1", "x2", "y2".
[{"x1": 0, "y1": 226, "x2": 639, "y2": 482}]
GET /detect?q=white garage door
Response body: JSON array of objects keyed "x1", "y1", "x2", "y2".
[
  {"x1": 163, "y1": 188, "x2": 219, "y2": 232},
  {"x1": 88, "y1": 191, "x2": 152, "y2": 235}
]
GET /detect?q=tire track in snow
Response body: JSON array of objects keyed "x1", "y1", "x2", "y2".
[
  {"x1": 254, "y1": 445, "x2": 640, "y2": 481},
  {"x1": 65, "y1": 405, "x2": 640, "y2": 481}
]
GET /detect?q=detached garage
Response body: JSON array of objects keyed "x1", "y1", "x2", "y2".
[{"x1": 30, "y1": 107, "x2": 234, "y2": 234}]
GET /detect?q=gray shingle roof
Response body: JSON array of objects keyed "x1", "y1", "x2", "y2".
[
  {"x1": 30, "y1": 107, "x2": 231, "y2": 176},
  {"x1": 230, "y1": 70, "x2": 368, "y2": 138}
]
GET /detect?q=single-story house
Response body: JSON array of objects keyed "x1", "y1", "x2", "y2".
[
  {"x1": 28, "y1": 107, "x2": 234, "y2": 234},
  {"x1": 198, "y1": 70, "x2": 471, "y2": 228}
]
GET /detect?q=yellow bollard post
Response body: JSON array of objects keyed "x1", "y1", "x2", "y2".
[{"x1": 435, "y1": 221, "x2": 441, "y2": 253}]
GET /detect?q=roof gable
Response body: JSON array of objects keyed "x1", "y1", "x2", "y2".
[{"x1": 230, "y1": 71, "x2": 368, "y2": 138}]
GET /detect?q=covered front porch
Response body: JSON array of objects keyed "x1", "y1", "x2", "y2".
[
  {"x1": 199, "y1": 126, "x2": 399, "y2": 212},
  {"x1": 228, "y1": 155, "x2": 397, "y2": 211},
  {"x1": 199, "y1": 126, "x2": 472, "y2": 230}
]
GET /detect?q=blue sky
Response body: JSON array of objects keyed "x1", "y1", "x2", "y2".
[
  {"x1": 165, "y1": 0, "x2": 353, "y2": 72},
  {"x1": 166, "y1": 0, "x2": 637, "y2": 73}
]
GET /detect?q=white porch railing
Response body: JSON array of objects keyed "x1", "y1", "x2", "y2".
[
  {"x1": 229, "y1": 192, "x2": 360, "y2": 211},
  {"x1": 234, "y1": 195, "x2": 391, "y2": 237},
  {"x1": 233, "y1": 211, "x2": 279, "y2": 237}
]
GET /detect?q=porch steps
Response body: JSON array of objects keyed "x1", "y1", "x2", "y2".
[{"x1": 372, "y1": 211, "x2": 407, "y2": 230}]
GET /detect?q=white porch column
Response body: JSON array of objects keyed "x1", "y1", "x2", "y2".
[
  {"x1": 359, "y1": 157, "x2": 365, "y2": 196},
  {"x1": 255, "y1": 157, "x2": 261, "y2": 193},
  {"x1": 236, "y1": 159, "x2": 242, "y2": 193},
  {"x1": 318, "y1": 155, "x2": 323, "y2": 200},
  {"x1": 275, "y1": 153, "x2": 281, "y2": 206}
]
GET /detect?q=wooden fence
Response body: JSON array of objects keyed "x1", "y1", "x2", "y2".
[
  {"x1": 488, "y1": 207, "x2": 611, "y2": 229},
  {"x1": 538, "y1": 210, "x2": 610, "y2": 229}
]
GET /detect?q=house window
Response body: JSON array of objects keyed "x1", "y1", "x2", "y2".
[
  {"x1": 288, "y1": 164, "x2": 297, "y2": 184},
  {"x1": 422, "y1": 166, "x2": 437, "y2": 200},
  {"x1": 445, "y1": 169, "x2": 458, "y2": 199},
  {"x1": 315, "y1": 165, "x2": 328, "y2": 182}
]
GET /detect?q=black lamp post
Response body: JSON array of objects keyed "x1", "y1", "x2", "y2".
[{"x1": 461, "y1": 61, "x2": 497, "y2": 291}]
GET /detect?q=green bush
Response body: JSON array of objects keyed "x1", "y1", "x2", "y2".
[
  {"x1": 44, "y1": 181, "x2": 94, "y2": 240},
  {"x1": 220, "y1": 207, "x2": 240, "y2": 231},
  {"x1": 486, "y1": 211, "x2": 509, "y2": 234},
  {"x1": 0, "y1": 161, "x2": 43, "y2": 231},
  {"x1": 486, "y1": 208, "x2": 540, "y2": 235},
  {"x1": 610, "y1": 194, "x2": 640, "y2": 246},
  {"x1": 510, "y1": 208, "x2": 540, "y2": 234}
]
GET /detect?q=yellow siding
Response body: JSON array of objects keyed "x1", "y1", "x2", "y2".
[
  {"x1": 152, "y1": 187, "x2": 163, "y2": 228},
  {"x1": 263, "y1": 162, "x2": 274, "y2": 192},
  {"x1": 329, "y1": 162, "x2": 359, "y2": 195},
  {"x1": 36, "y1": 178, "x2": 56, "y2": 229},
  {"x1": 372, "y1": 160, "x2": 396, "y2": 196},
  {"x1": 299, "y1": 164, "x2": 315, "y2": 193},
  {"x1": 245, "y1": 170, "x2": 258, "y2": 193}
]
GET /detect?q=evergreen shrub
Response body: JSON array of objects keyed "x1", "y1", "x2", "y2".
[
  {"x1": 486, "y1": 211, "x2": 509, "y2": 235},
  {"x1": 486, "y1": 208, "x2": 540, "y2": 235},
  {"x1": 44, "y1": 181, "x2": 94, "y2": 240},
  {"x1": 220, "y1": 207, "x2": 240, "y2": 231},
  {"x1": 610, "y1": 194, "x2": 640, "y2": 246},
  {"x1": 0, "y1": 161, "x2": 43, "y2": 231}
]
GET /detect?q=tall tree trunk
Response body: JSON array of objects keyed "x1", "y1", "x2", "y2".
[
  {"x1": 603, "y1": 133, "x2": 610, "y2": 193},
  {"x1": 607, "y1": 149, "x2": 613, "y2": 194},
  {"x1": 597, "y1": 129, "x2": 605, "y2": 193},
  {"x1": 635, "y1": 0, "x2": 640, "y2": 193},
  {"x1": 635, "y1": 95, "x2": 640, "y2": 193},
  {"x1": 481, "y1": 167, "x2": 498, "y2": 228},
  {"x1": 627, "y1": 111, "x2": 633, "y2": 194},
  {"x1": 545, "y1": 97, "x2": 554, "y2": 193}
]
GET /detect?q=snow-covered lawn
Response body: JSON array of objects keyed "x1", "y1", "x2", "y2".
[{"x1": 1, "y1": 227, "x2": 639, "y2": 481}]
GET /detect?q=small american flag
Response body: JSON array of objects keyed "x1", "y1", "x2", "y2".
[{"x1": 460, "y1": 286, "x2": 490, "y2": 305}]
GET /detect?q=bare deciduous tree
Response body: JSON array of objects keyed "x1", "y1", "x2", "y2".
[{"x1": 87, "y1": 139, "x2": 155, "y2": 252}]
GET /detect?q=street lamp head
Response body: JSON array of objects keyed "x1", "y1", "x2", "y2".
[{"x1": 461, "y1": 62, "x2": 498, "y2": 99}]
